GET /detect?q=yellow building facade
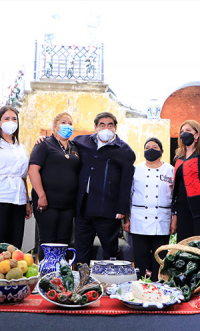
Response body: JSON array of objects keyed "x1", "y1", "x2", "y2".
[{"x1": 19, "y1": 81, "x2": 171, "y2": 171}]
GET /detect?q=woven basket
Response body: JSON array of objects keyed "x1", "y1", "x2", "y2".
[{"x1": 154, "y1": 236, "x2": 200, "y2": 294}]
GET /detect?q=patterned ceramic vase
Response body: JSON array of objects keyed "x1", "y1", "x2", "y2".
[{"x1": 39, "y1": 243, "x2": 77, "y2": 277}]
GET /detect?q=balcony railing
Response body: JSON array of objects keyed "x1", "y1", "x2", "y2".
[{"x1": 34, "y1": 41, "x2": 104, "y2": 81}]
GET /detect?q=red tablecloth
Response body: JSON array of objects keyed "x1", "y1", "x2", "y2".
[{"x1": 1, "y1": 295, "x2": 200, "y2": 314}]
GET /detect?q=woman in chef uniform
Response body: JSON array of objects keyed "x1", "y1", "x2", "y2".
[
  {"x1": 0, "y1": 106, "x2": 32, "y2": 248},
  {"x1": 123, "y1": 137, "x2": 174, "y2": 281}
]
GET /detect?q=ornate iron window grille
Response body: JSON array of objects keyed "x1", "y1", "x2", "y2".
[{"x1": 34, "y1": 41, "x2": 104, "y2": 81}]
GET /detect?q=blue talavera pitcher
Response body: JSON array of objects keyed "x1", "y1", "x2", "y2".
[{"x1": 39, "y1": 243, "x2": 77, "y2": 277}]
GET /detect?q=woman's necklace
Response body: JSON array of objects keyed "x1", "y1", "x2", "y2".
[{"x1": 57, "y1": 139, "x2": 71, "y2": 159}]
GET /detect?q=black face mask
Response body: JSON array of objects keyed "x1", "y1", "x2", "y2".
[
  {"x1": 180, "y1": 132, "x2": 194, "y2": 146},
  {"x1": 144, "y1": 148, "x2": 162, "y2": 162}
]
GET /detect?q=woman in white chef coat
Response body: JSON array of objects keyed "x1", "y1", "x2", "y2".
[
  {"x1": 0, "y1": 106, "x2": 32, "y2": 248},
  {"x1": 123, "y1": 137, "x2": 174, "y2": 281}
]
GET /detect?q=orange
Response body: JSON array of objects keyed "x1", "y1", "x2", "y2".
[{"x1": 0, "y1": 260, "x2": 11, "y2": 274}]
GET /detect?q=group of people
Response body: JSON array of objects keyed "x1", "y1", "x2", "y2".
[{"x1": 1, "y1": 104, "x2": 200, "y2": 281}]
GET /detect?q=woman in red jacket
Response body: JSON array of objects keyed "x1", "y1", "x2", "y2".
[{"x1": 171, "y1": 120, "x2": 200, "y2": 242}]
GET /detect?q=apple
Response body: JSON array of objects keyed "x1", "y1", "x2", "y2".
[
  {"x1": 31, "y1": 263, "x2": 38, "y2": 271},
  {"x1": 25, "y1": 266, "x2": 38, "y2": 278},
  {"x1": 17, "y1": 260, "x2": 28, "y2": 274},
  {"x1": 12, "y1": 250, "x2": 24, "y2": 261},
  {"x1": 23, "y1": 253, "x2": 34, "y2": 266}
]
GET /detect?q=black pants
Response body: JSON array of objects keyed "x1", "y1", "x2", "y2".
[
  {"x1": 0, "y1": 202, "x2": 26, "y2": 249},
  {"x1": 75, "y1": 215, "x2": 121, "y2": 265},
  {"x1": 131, "y1": 233, "x2": 170, "y2": 282},
  {"x1": 177, "y1": 201, "x2": 200, "y2": 243},
  {"x1": 33, "y1": 205, "x2": 75, "y2": 261}
]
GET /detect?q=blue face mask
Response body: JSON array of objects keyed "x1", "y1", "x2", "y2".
[{"x1": 58, "y1": 124, "x2": 73, "y2": 138}]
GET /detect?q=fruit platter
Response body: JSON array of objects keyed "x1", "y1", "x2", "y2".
[
  {"x1": 0, "y1": 243, "x2": 39, "y2": 303},
  {"x1": 38, "y1": 262, "x2": 103, "y2": 308}
]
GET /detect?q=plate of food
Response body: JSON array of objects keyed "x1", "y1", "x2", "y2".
[
  {"x1": 106, "y1": 280, "x2": 184, "y2": 310},
  {"x1": 38, "y1": 263, "x2": 103, "y2": 308}
]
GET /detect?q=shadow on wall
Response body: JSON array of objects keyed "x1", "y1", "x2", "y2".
[{"x1": 91, "y1": 230, "x2": 134, "y2": 262}]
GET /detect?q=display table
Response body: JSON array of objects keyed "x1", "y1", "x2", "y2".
[
  {"x1": 1, "y1": 294, "x2": 200, "y2": 314},
  {"x1": 1, "y1": 294, "x2": 200, "y2": 331}
]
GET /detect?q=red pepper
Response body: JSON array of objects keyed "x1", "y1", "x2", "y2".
[
  {"x1": 51, "y1": 277, "x2": 67, "y2": 293},
  {"x1": 47, "y1": 290, "x2": 58, "y2": 301},
  {"x1": 85, "y1": 290, "x2": 99, "y2": 302}
]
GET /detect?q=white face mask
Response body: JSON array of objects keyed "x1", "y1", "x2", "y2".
[
  {"x1": 1, "y1": 121, "x2": 18, "y2": 135},
  {"x1": 98, "y1": 129, "x2": 115, "y2": 142}
]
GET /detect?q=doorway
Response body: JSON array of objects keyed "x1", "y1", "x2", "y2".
[{"x1": 170, "y1": 137, "x2": 178, "y2": 166}]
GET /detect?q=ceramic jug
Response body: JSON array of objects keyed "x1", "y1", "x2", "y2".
[{"x1": 39, "y1": 243, "x2": 77, "y2": 277}]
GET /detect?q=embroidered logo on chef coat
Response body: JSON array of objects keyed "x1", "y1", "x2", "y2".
[{"x1": 160, "y1": 175, "x2": 173, "y2": 184}]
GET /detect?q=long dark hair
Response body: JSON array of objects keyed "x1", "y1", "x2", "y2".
[{"x1": 0, "y1": 106, "x2": 19, "y2": 143}]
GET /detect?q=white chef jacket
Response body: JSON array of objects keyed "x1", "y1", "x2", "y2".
[
  {"x1": 130, "y1": 161, "x2": 174, "y2": 235},
  {"x1": 0, "y1": 138, "x2": 29, "y2": 205}
]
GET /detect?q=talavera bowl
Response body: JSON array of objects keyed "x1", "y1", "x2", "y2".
[
  {"x1": 106, "y1": 281, "x2": 184, "y2": 310},
  {"x1": 38, "y1": 270, "x2": 103, "y2": 308},
  {"x1": 0, "y1": 276, "x2": 39, "y2": 303},
  {"x1": 90, "y1": 260, "x2": 137, "y2": 289}
]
